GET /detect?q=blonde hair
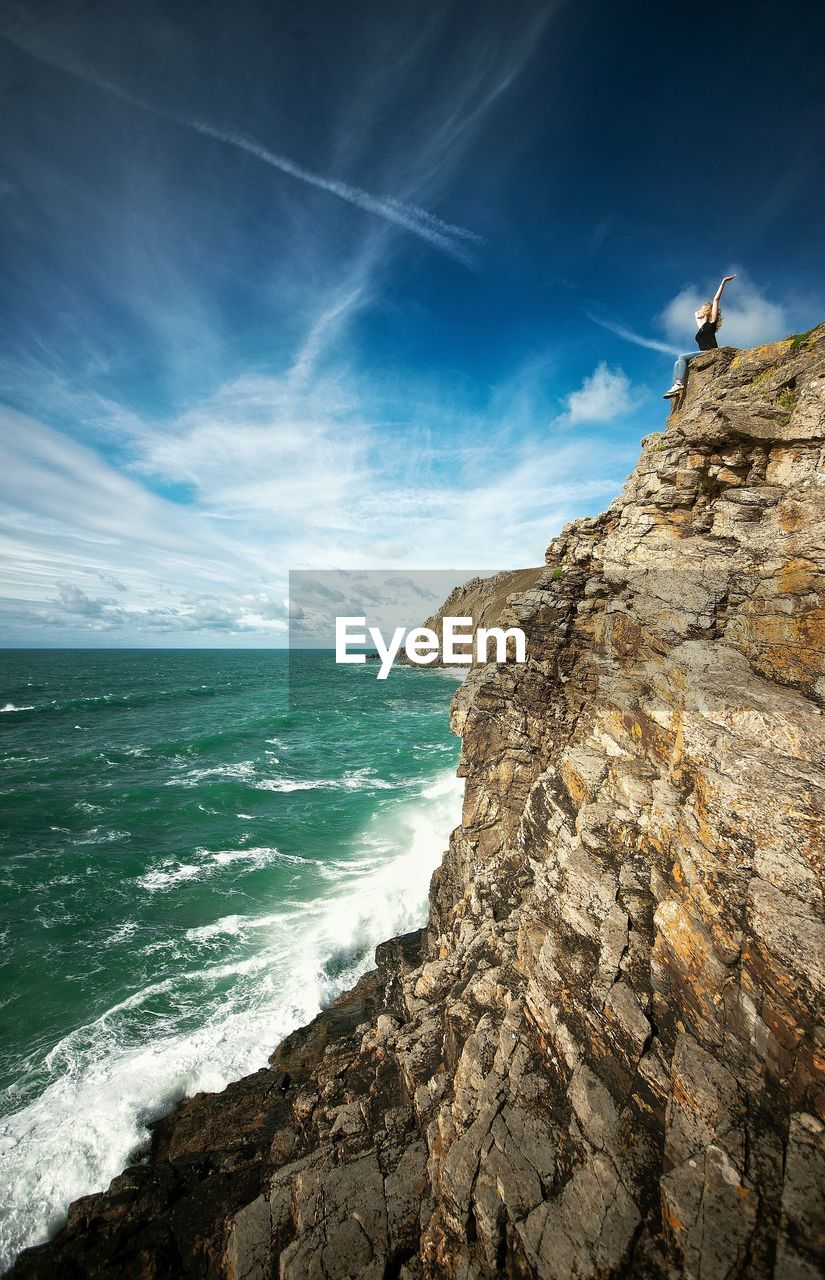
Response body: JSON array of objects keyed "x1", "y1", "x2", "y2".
[{"x1": 697, "y1": 302, "x2": 723, "y2": 330}]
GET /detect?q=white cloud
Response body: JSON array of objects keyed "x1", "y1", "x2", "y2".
[
  {"x1": 56, "y1": 582, "x2": 114, "y2": 618},
  {"x1": 658, "y1": 271, "x2": 791, "y2": 349},
  {"x1": 0, "y1": 407, "x2": 221, "y2": 557},
  {"x1": 0, "y1": 348, "x2": 645, "y2": 644},
  {"x1": 557, "y1": 363, "x2": 635, "y2": 427},
  {"x1": 135, "y1": 371, "x2": 371, "y2": 523},
  {"x1": 0, "y1": 404, "x2": 292, "y2": 642}
]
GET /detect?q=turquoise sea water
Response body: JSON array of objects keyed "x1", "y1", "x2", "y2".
[{"x1": 0, "y1": 649, "x2": 463, "y2": 1271}]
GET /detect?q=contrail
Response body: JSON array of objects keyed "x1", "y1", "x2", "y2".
[
  {"x1": 585, "y1": 312, "x2": 680, "y2": 356},
  {"x1": 382, "y1": 196, "x2": 483, "y2": 246},
  {"x1": 187, "y1": 119, "x2": 483, "y2": 265},
  {"x1": 2, "y1": 27, "x2": 483, "y2": 266}
]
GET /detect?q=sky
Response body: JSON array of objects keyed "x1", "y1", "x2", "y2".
[{"x1": 0, "y1": 0, "x2": 823, "y2": 646}]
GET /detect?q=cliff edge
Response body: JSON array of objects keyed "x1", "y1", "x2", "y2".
[
  {"x1": 11, "y1": 329, "x2": 825, "y2": 1279},
  {"x1": 398, "y1": 566, "x2": 545, "y2": 667}
]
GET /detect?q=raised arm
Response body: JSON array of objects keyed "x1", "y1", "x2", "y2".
[{"x1": 710, "y1": 274, "x2": 736, "y2": 324}]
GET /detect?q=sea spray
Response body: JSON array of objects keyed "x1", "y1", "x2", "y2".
[{"x1": 0, "y1": 769, "x2": 462, "y2": 1269}]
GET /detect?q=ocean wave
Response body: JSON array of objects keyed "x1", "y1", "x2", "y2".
[
  {"x1": 0, "y1": 768, "x2": 463, "y2": 1271},
  {"x1": 103, "y1": 921, "x2": 139, "y2": 947},
  {"x1": 135, "y1": 844, "x2": 308, "y2": 893},
  {"x1": 164, "y1": 760, "x2": 259, "y2": 788},
  {"x1": 135, "y1": 862, "x2": 203, "y2": 892},
  {"x1": 253, "y1": 778, "x2": 330, "y2": 793},
  {"x1": 184, "y1": 914, "x2": 246, "y2": 942},
  {"x1": 159, "y1": 757, "x2": 401, "y2": 797},
  {"x1": 208, "y1": 846, "x2": 301, "y2": 868},
  {"x1": 254, "y1": 766, "x2": 397, "y2": 794},
  {"x1": 5, "y1": 683, "x2": 235, "y2": 720},
  {"x1": 342, "y1": 768, "x2": 396, "y2": 790},
  {"x1": 313, "y1": 857, "x2": 384, "y2": 881},
  {"x1": 70, "y1": 828, "x2": 130, "y2": 847}
]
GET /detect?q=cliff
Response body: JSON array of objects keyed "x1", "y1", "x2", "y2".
[
  {"x1": 10, "y1": 329, "x2": 825, "y2": 1279},
  {"x1": 399, "y1": 567, "x2": 545, "y2": 666}
]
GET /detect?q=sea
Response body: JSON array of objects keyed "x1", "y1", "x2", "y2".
[{"x1": 0, "y1": 649, "x2": 463, "y2": 1272}]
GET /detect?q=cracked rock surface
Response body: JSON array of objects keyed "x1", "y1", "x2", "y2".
[{"x1": 10, "y1": 329, "x2": 825, "y2": 1278}]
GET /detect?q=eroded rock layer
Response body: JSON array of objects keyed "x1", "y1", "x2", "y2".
[{"x1": 11, "y1": 330, "x2": 825, "y2": 1279}]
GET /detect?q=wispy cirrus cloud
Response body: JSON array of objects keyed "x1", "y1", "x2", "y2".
[
  {"x1": 0, "y1": 403, "x2": 265, "y2": 639},
  {"x1": 585, "y1": 312, "x2": 680, "y2": 356},
  {"x1": 2, "y1": 1, "x2": 630, "y2": 646},
  {"x1": 2, "y1": 22, "x2": 484, "y2": 266},
  {"x1": 188, "y1": 121, "x2": 484, "y2": 267},
  {"x1": 139, "y1": 351, "x2": 636, "y2": 572},
  {"x1": 0, "y1": 2, "x2": 561, "y2": 442},
  {"x1": 0, "y1": 332, "x2": 641, "y2": 644}
]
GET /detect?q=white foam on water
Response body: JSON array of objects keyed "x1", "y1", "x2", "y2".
[
  {"x1": 136, "y1": 846, "x2": 310, "y2": 893},
  {"x1": 0, "y1": 704, "x2": 35, "y2": 713},
  {"x1": 253, "y1": 777, "x2": 335, "y2": 792},
  {"x1": 208, "y1": 846, "x2": 304, "y2": 869},
  {"x1": 313, "y1": 854, "x2": 385, "y2": 881},
  {"x1": 255, "y1": 768, "x2": 402, "y2": 794},
  {"x1": 135, "y1": 862, "x2": 203, "y2": 892},
  {"x1": 103, "y1": 921, "x2": 139, "y2": 947},
  {"x1": 0, "y1": 768, "x2": 463, "y2": 1272},
  {"x1": 71, "y1": 828, "x2": 130, "y2": 847},
  {"x1": 164, "y1": 760, "x2": 259, "y2": 787},
  {"x1": 341, "y1": 768, "x2": 396, "y2": 790},
  {"x1": 184, "y1": 914, "x2": 247, "y2": 941}
]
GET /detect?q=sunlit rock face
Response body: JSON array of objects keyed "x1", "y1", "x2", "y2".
[
  {"x1": 11, "y1": 327, "x2": 824, "y2": 1280},
  {"x1": 424, "y1": 328, "x2": 824, "y2": 1279}
]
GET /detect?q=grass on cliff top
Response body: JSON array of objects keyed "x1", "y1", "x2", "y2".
[{"x1": 788, "y1": 325, "x2": 818, "y2": 351}]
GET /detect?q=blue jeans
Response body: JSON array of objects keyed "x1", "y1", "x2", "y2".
[{"x1": 673, "y1": 352, "x2": 698, "y2": 383}]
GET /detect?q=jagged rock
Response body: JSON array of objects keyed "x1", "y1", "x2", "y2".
[{"x1": 10, "y1": 327, "x2": 825, "y2": 1279}]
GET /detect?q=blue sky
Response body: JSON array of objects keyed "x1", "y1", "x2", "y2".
[{"x1": 0, "y1": 0, "x2": 823, "y2": 645}]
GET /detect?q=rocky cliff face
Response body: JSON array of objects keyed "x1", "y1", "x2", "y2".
[
  {"x1": 11, "y1": 329, "x2": 825, "y2": 1280},
  {"x1": 399, "y1": 567, "x2": 545, "y2": 667}
]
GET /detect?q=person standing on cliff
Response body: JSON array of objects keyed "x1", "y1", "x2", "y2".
[{"x1": 663, "y1": 274, "x2": 736, "y2": 398}]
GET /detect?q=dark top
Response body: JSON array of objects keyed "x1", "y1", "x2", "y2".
[{"x1": 695, "y1": 320, "x2": 719, "y2": 351}]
